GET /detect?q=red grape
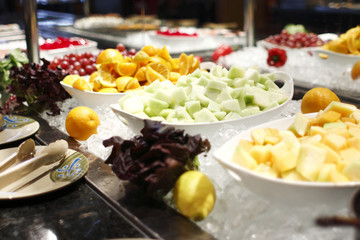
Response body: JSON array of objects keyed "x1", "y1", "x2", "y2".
[
  {"x1": 265, "y1": 30, "x2": 324, "y2": 48},
  {"x1": 116, "y1": 43, "x2": 126, "y2": 52}
]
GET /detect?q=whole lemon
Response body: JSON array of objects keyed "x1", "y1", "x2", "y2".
[
  {"x1": 173, "y1": 170, "x2": 216, "y2": 221},
  {"x1": 96, "y1": 49, "x2": 123, "y2": 64},
  {"x1": 301, "y1": 87, "x2": 340, "y2": 114},
  {"x1": 65, "y1": 106, "x2": 100, "y2": 141}
]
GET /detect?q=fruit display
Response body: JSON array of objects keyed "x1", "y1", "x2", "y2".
[
  {"x1": 322, "y1": 25, "x2": 360, "y2": 55},
  {"x1": 48, "y1": 52, "x2": 97, "y2": 76},
  {"x1": 62, "y1": 45, "x2": 200, "y2": 93},
  {"x1": 264, "y1": 26, "x2": 325, "y2": 48},
  {"x1": 118, "y1": 65, "x2": 289, "y2": 123},
  {"x1": 232, "y1": 100, "x2": 360, "y2": 183}
]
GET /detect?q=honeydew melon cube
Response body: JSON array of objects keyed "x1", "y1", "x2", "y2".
[
  {"x1": 296, "y1": 144, "x2": 327, "y2": 181},
  {"x1": 230, "y1": 87, "x2": 244, "y2": 99},
  {"x1": 232, "y1": 146, "x2": 258, "y2": 170},
  {"x1": 323, "y1": 122, "x2": 347, "y2": 129},
  {"x1": 249, "y1": 145, "x2": 272, "y2": 164},
  {"x1": 313, "y1": 142, "x2": 341, "y2": 164},
  {"x1": 255, "y1": 82, "x2": 266, "y2": 90},
  {"x1": 267, "y1": 91, "x2": 288, "y2": 105},
  {"x1": 120, "y1": 95, "x2": 144, "y2": 114},
  {"x1": 189, "y1": 69, "x2": 202, "y2": 78},
  {"x1": 215, "y1": 88, "x2": 233, "y2": 103},
  {"x1": 238, "y1": 96, "x2": 247, "y2": 110},
  {"x1": 166, "y1": 110, "x2": 177, "y2": 122},
  {"x1": 207, "y1": 100, "x2": 221, "y2": 112},
  {"x1": 205, "y1": 88, "x2": 221, "y2": 101},
  {"x1": 193, "y1": 108, "x2": 218, "y2": 122},
  {"x1": 211, "y1": 66, "x2": 227, "y2": 77},
  {"x1": 223, "y1": 111, "x2": 242, "y2": 120},
  {"x1": 207, "y1": 79, "x2": 227, "y2": 91},
  {"x1": 196, "y1": 75, "x2": 209, "y2": 87},
  {"x1": 153, "y1": 89, "x2": 175, "y2": 105},
  {"x1": 343, "y1": 160, "x2": 360, "y2": 181},
  {"x1": 174, "y1": 107, "x2": 193, "y2": 120},
  {"x1": 239, "y1": 106, "x2": 261, "y2": 117},
  {"x1": 227, "y1": 65, "x2": 246, "y2": 79},
  {"x1": 329, "y1": 169, "x2": 349, "y2": 182},
  {"x1": 221, "y1": 77, "x2": 234, "y2": 85},
  {"x1": 253, "y1": 163, "x2": 278, "y2": 178},
  {"x1": 244, "y1": 68, "x2": 260, "y2": 82},
  {"x1": 244, "y1": 80, "x2": 255, "y2": 87},
  {"x1": 214, "y1": 111, "x2": 226, "y2": 120},
  {"x1": 172, "y1": 88, "x2": 188, "y2": 105},
  {"x1": 246, "y1": 88, "x2": 271, "y2": 109},
  {"x1": 144, "y1": 80, "x2": 161, "y2": 93},
  {"x1": 150, "y1": 116, "x2": 165, "y2": 121},
  {"x1": 160, "y1": 80, "x2": 176, "y2": 89},
  {"x1": 186, "y1": 77, "x2": 198, "y2": 85},
  {"x1": 233, "y1": 77, "x2": 250, "y2": 88},
  {"x1": 145, "y1": 98, "x2": 169, "y2": 116},
  {"x1": 175, "y1": 76, "x2": 188, "y2": 87},
  {"x1": 322, "y1": 133, "x2": 347, "y2": 151},
  {"x1": 258, "y1": 75, "x2": 271, "y2": 85},
  {"x1": 185, "y1": 101, "x2": 201, "y2": 116},
  {"x1": 134, "y1": 111, "x2": 149, "y2": 119},
  {"x1": 159, "y1": 108, "x2": 174, "y2": 118},
  {"x1": 220, "y1": 99, "x2": 241, "y2": 113},
  {"x1": 274, "y1": 149, "x2": 299, "y2": 173},
  {"x1": 264, "y1": 79, "x2": 279, "y2": 90}
]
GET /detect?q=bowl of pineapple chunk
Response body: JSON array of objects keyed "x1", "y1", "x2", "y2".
[{"x1": 214, "y1": 101, "x2": 360, "y2": 207}]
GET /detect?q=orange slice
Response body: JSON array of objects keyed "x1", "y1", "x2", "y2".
[
  {"x1": 171, "y1": 58, "x2": 179, "y2": 72},
  {"x1": 72, "y1": 78, "x2": 92, "y2": 91},
  {"x1": 134, "y1": 66, "x2": 147, "y2": 82},
  {"x1": 142, "y1": 45, "x2": 160, "y2": 56},
  {"x1": 178, "y1": 53, "x2": 190, "y2": 75},
  {"x1": 63, "y1": 74, "x2": 81, "y2": 86},
  {"x1": 97, "y1": 68, "x2": 117, "y2": 88},
  {"x1": 133, "y1": 50, "x2": 150, "y2": 63},
  {"x1": 147, "y1": 62, "x2": 170, "y2": 79},
  {"x1": 169, "y1": 72, "x2": 181, "y2": 82},
  {"x1": 116, "y1": 76, "x2": 133, "y2": 92},
  {"x1": 159, "y1": 46, "x2": 172, "y2": 62},
  {"x1": 115, "y1": 62, "x2": 138, "y2": 76},
  {"x1": 189, "y1": 55, "x2": 200, "y2": 73},
  {"x1": 98, "y1": 88, "x2": 119, "y2": 93},
  {"x1": 146, "y1": 65, "x2": 167, "y2": 83},
  {"x1": 126, "y1": 78, "x2": 141, "y2": 90},
  {"x1": 149, "y1": 56, "x2": 172, "y2": 70}
]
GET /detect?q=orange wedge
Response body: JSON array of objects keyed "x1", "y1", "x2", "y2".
[
  {"x1": 142, "y1": 45, "x2": 160, "y2": 56},
  {"x1": 116, "y1": 76, "x2": 133, "y2": 92},
  {"x1": 149, "y1": 56, "x2": 172, "y2": 70},
  {"x1": 159, "y1": 46, "x2": 172, "y2": 62},
  {"x1": 72, "y1": 78, "x2": 92, "y2": 91},
  {"x1": 98, "y1": 88, "x2": 119, "y2": 93},
  {"x1": 171, "y1": 58, "x2": 179, "y2": 72},
  {"x1": 126, "y1": 78, "x2": 141, "y2": 90},
  {"x1": 169, "y1": 72, "x2": 181, "y2": 82},
  {"x1": 146, "y1": 65, "x2": 167, "y2": 83},
  {"x1": 189, "y1": 55, "x2": 200, "y2": 73},
  {"x1": 115, "y1": 62, "x2": 138, "y2": 76},
  {"x1": 178, "y1": 53, "x2": 190, "y2": 75},
  {"x1": 97, "y1": 68, "x2": 116, "y2": 88},
  {"x1": 148, "y1": 62, "x2": 170, "y2": 79},
  {"x1": 134, "y1": 66, "x2": 147, "y2": 82},
  {"x1": 133, "y1": 50, "x2": 150, "y2": 63}
]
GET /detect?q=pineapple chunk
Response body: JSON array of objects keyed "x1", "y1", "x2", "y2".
[
  {"x1": 249, "y1": 145, "x2": 272, "y2": 164},
  {"x1": 296, "y1": 144, "x2": 327, "y2": 181},
  {"x1": 232, "y1": 146, "x2": 257, "y2": 170},
  {"x1": 322, "y1": 133, "x2": 347, "y2": 151},
  {"x1": 323, "y1": 101, "x2": 357, "y2": 117}
]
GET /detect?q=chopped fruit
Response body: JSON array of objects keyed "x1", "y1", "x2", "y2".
[
  {"x1": 72, "y1": 77, "x2": 92, "y2": 91},
  {"x1": 114, "y1": 62, "x2": 137, "y2": 76},
  {"x1": 178, "y1": 53, "x2": 190, "y2": 75}
]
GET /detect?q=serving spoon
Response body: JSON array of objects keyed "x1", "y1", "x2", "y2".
[
  {"x1": 0, "y1": 138, "x2": 36, "y2": 173},
  {"x1": 0, "y1": 139, "x2": 68, "y2": 191}
]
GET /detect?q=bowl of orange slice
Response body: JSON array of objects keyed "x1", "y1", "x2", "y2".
[{"x1": 60, "y1": 46, "x2": 201, "y2": 108}]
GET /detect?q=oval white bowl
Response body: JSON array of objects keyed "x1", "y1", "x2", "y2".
[
  {"x1": 60, "y1": 81, "x2": 126, "y2": 108},
  {"x1": 312, "y1": 48, "x2": 360, "y2": 67},
  {"x1": 110, "y1": 71, "x2": 294, "y2": 138},
  {"x1": 213, "y1": 113, "x2": 360, "y2": 207}
]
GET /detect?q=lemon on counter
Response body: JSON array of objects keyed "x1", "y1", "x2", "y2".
[{"x1": 173, "y1": 170, "x2": 216, "y2": 221}]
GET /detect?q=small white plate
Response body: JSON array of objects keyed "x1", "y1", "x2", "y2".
[
  {"x1": 0, "y1": 147, "x2": 88, "y2": 199},
  {"x1": 0, "y1": 115, "x2": 40, "y2": 145}
]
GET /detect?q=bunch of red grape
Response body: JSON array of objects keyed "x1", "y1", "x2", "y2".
[
  {"x1": 265, "y1": 30, "x2": 325, "y2": 48},
  {"x1": 116, "y1": 43, "x2": 137, "y2": 57},
  {"x1": 48, "y1": 52, "x2": 97, "y2": 76}
]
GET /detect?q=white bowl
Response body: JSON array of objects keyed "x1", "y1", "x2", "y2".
[
  {"x1": 214, "y1": 113, "x2": 360, "y2": 207},
  {"x1": 312, "y1": 48, "x2": 360, "y2": 67},
  {"x1": 110, "y1": 71, "x2": 294, "y2": 138},
  {"x1": 60, "y1": 81, "x2": 125, "y2": 108}
]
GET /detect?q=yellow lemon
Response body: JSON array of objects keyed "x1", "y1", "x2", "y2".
[
  {"x1": 169, "y1": 72, "x2": 181, "y2": 82},
  {"x1": 173, "y1": 170, "x2": 216, "y2": 221},
  {"x1": 125, "y1": 78, "x2": 141, "y2": 91},
  {"x1": 65, "y1": 106, "x2": 101, "y2": 141},
  {"x1": 147, "y1": 62, "x2": 170, "y2": 79},
  {"x1": 72, "y1": 78, "x2": 92, "y2": 91},
  {"x1": 96, "y1": 49, "x2": 123, "y2": 64},
  {"x1": 159, "y1": 46, "x2": 172, "y2": 62},
  {"x1": 142, "y1": 45, "x2": 160, "y2": 56},
  {"x1": 178, "y1": 53, "x2": 190, "y2": 75},
  {"x1": 134, "y1": 66, "x2": 147, "y2": 82},
  {"x1": 301, "y1": 87, "x2": 340, "y2": 114},
  {"x1": 97, "y1": 68, "x2": 116, "y2": 88},
  {"x1": 133, "y1": 50, "x2": 150, "y2": 63},
  {"x1": 63, "y1": 74, "x2": 81, "y2": 86}
]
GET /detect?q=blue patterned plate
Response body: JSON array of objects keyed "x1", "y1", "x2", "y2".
[
  {"x1": 0, "y1": 115, "x2": 40, "y2": 145},
  {"x1": 0, "y1": 147, "x2": 89, "y2": 199}
]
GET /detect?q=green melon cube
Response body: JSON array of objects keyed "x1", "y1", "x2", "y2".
[
  {"x1": 175, "y1": 107, "x2": 193, "y2": 120},
  {"x1": 221, "y1": 99, "x2": 241, "y2": 113},
  {"x1": 193, "y1": 108, "x2": 218, "y2": 122},
  {"x1": 146, "y1": 97, "x2": 169, "y2": 116},
  {"x1": 159, "y1": 109, "x2": 174, "y2": 118},
  {"x1": 207, "y1": 79, "x2": 227, "y2": 91},
  {"x1": 196, "y1": 75, "x2": 209, "y2": 86},
  {"x1": 224, "y1": 111, "x2": 242, "y2": 120},
  {"x1": 189, "y1": 69, "x2": 202, "y2": 78},
  {"x1": 205, "y1": 88, "x2": 221, "y2": 101},
  {"x1": 173, "y1": 88, "x2": 188, "y2": 105},
  {"x1": 207, "y1": 100, "x2": 221, "y2": 112},
  {"x1": 240, "y1": 106, "x2": 261, "y2": 117},
  {"x1": 185, "y1": 101, "x2": 201, "y2": 116},
  {"x1": 215, "y1": 87, "x2": 232, "y2": 103},
  {"x1": 153, "y1": 89, "x2": 174, "y2": 105},
  {"x1": 233, "y1": 77, "x2": 249, "y2": 88},
  {"x1": 244, "y1": 68, "x2": 260, "y2": 82},
  {"x1": 214, "y1": 111, "x2": 227, "y2": 120},
  {"x1": 227, "y1": 65, "x2": 246, "y2": 79}
]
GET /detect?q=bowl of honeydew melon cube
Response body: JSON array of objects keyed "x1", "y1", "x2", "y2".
[
  {"x1": 214, "y1": 101, "x2": 360, "y2": 207},
  {"x1": 110, "y1": 65, "x2": 294, "y2": 138}
]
